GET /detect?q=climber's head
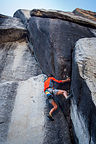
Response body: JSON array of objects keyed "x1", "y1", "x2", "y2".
[{"x1": 48, "y1": 74, "x2": 54, "y2": 77}]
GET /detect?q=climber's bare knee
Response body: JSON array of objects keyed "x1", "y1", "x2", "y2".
[{"x1": 56, "y1": 90, "x2": 65, "y2": 95}]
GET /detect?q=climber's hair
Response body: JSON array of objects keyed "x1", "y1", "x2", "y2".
[{"x1": 47, "y1": 74, "x2": 54, "y2": 77}]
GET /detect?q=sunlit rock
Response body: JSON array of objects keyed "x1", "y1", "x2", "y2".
[{"x1": 71, "y1": 37, "x2": 96, "y2": 144}]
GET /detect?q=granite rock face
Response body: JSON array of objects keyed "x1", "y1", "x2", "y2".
[
  {"x1": 71, "y1": 38, "x2": 96, "y2": 144},
  {"x1": 0, "y1": 8, "x2": 96, "y2": 144},
  {"x1": 13, "y1": 9, "x2": 31, "y2": 27},
  {"x1": 30, "y1": 9, "x2": 96, "y2": 28},
  {"x1": 0, "y1": 13, "x2": 72, "y2": 144},
  {"x1": 0, "y1": 41, "x2": 42, "y2": 81},
  {"x1": 73, "y1": 8, "x2": 96, "y2": 22},
  {"x1": 0, "y1": 16, "x2": 27, "y2": 43},
  {"x1": 28, "y1": 16, "x2": 94, "y2": 79}
]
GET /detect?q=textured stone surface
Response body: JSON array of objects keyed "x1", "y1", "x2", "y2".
[
  {"x1": 0, "y1": 17, "x2": 27, "y2": 43},
  {"x1": 28, "y1": 16, "x2": 94, "y2": 79},
  {"x1": 0, "y1": 10, "x2": 72, "y2": 143},
  {"x1": 71, "y1": 38, "x2": 96, "y2": 144},
  {"x1": 30, "y1": 9, "x2": 96, "y2": 28},
  {"x1": 0, "y1": 74, "x2": 72, "y2": 144},
  {"x1": 89, "y1": 28, "x2": 96, "y2": 36},
  {"x1": 13, "y1": 9, "x2": 31, "y2": 27},
  {"x1": 0, "y1": 8, "x2": 96, "y2": 144},
  {"x1": 6, "y1": 74, "x2": 46, "y2": 144},
  {"x1": 0, "y1": 40, "x2": 43, "y2": 144},
  {"x1": 0, "y1": 41, "x2": 42, "y2": 81},
  {"x1": 73, "y1": 8, "x2": 96, "y2": 22},
  {"x1": 75, "y1": 38, "x2": 96, "y2": 105},
  {"x1": 4, "y1": 74, "x2": 71, "y2": 144},
  {"x1": 0, "y1": 81, "x2": 18, "y2": 143},
  {"x1": 0, "y1": 14, "x2": 9, "y2": 18}
]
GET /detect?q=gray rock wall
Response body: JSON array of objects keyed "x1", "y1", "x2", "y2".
[
  {"x1": 28, "y1": 16, "x2": 94, "y2": 79},
  {"x1": 0, "y1": 14, "x2": 72, "y2": 144},
  {"x1": 0, "y1": 17, "x2": 27, "y2": 43},
  {"x1": 71, "y1": 38, "x2": 96, "y2": 144},
  {"x1": 13, "y1": 9, "x2": 31, "y2": 27},
  {"x1": 0, "y1": 41, "x2": 72, "y2": 144},
  {"x1": 6, "y1": 75, "x2": 46, "y2": 144},
  {"x1": 0, "y1": 41, "x2": 42, "y2": 81},
  {"x1": 0, "y1": 8, "x2": 96, "y2": 144}
]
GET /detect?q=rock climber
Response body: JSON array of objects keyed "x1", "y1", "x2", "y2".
[{"x1": 44, "y1": 76, "x2": 72, "y2": 121}]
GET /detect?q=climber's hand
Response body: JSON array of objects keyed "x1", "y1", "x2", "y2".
[
  {"x1": 62, "y1": 77, "x2": 70, "y2": 83},
  {"x1": 66, "y1": 77, "x2": 70, "y2": 82}
]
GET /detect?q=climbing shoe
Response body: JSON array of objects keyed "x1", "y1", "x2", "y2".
[
  {"x1": 47, "y1": 114, "x2": 54, "y2": 121},
  {"x1": 66, "y1": 94, "x2": 73, "y2": 100}
]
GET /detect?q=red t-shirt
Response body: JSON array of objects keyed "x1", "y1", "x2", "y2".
[{"x1": 44, "y1": 77, "x2": 62, "y2": 92}]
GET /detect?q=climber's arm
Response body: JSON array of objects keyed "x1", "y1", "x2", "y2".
[
  {"x1": 62, "y1": 77, "x2": 70, "y2": 83},
  {"x1": 51, "y1": 77, "x2": 70, "y2": 83}
]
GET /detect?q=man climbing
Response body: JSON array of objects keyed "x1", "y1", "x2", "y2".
[{"x1": 44, "y1": 76, "x2": 72, "y2": 121}]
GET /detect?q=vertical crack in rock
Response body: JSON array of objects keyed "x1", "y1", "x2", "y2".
[
  {"x1": 71, "y1": 38, "x2": 96, "y2": 144},
  {"x1": 1, "y1": 8, "x2": 96, "y2": 144}
]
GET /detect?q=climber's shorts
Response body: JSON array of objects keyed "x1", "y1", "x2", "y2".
[
  {"x1": 45, "y1": 88, "x2": 59, "y2": 104},
  {"x1": 47, "y1": 88, "x2": 59, "y2": 96}
]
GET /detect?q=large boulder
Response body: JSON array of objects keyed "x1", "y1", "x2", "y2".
[
  {"x1": 30, "y1": 9, "x2": 96, "y2": 28},
  {"x1": 0, "y1": 74, "x2": 72, "y2": 144},
  {"x1": 0, "y1": 40, "x2": 43, "y2": 144},
  {"x1": 73, "y1": 8, "x2": 96, "y2": 22},
  {"x1": 0, "y1": 14, "x2": 9, "y2": 18},
  {"x1": 13, "y1": 9, "x2": 31, "y2": 27},
  {"x1": 28, "y1": 10, "x2": 94, "y2": 79},
  {"x1": 0, "y1": 8, "x2": 96, "y2": 144},
  {"x1": 0, "y1": 11, "x2": 72, "y2": 144},
  {"x1": 0, "y1": 16, "x2": 27, "y2": 43},
  {"x1": 71, "y1": 37, "x2": 96, "y2": 144}
]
